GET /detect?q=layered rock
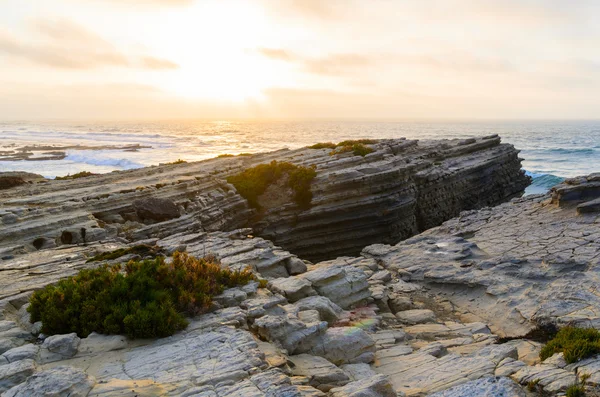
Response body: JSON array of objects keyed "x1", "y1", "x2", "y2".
[
  {"x1": 0, "y1": 136, "x2": 528, "y2": 261},
  {"x1": 358, "y1": 177, "x2": 600, "y2": 338}
]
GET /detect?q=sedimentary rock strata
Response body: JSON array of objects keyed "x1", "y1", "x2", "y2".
[
  {"x1": 0, "y1": 136, "x2": 528, "y2": 262},
  {"x1": 14, "y1": 140, "x2": 600, "y2": 396}
]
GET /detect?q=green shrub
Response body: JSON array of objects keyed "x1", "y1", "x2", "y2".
[
  {"x1": 527, "y1": 379, "x2": 540, "y2": 392},
  {"x1": 0, "y1": 176, "x2": 26, "y2": 190},
  {"x1": 237, "y1": 153, "x2": 253, "y2": 156},
  {"x1": 336, "y1": 139, "x2": 377, "y2": 146},
  {"x1": 566, "y1": 384, "x2": 586, "y2": 397},
  {"x1": 330, "y1": 143, "x2": 374, "y2": 157},
  {"x1": 28, "y1": 252, "x2": 255, "y2": 339},
  {"x1": 540, "y1": 327, "x2": 600, "y2": 363},
  {"x1": 55, "y1": 171, "x2": 97, "y2": 180},
  {"x1": 217, "y1": 154, "x2": 235, "y2": 158},
  {"x1": 226, "y1": 160, "x2": 317, "y2": 209},
  {"x1": 309, "y1": 142, "x2": 337, "y2": 149},
  {"x1": 310, "y1": 140, "x2": 376, "y2": 157},
  {"x1": 166, "y1": 159, "x2": 187, "y2": 165}
]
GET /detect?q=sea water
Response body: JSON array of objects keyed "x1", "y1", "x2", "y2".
[{"x1": 1, "y1": 120, "x2": 599, "y2": 194}]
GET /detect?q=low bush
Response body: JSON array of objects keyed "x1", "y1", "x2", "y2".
[
  {"x1": 0, "y1": 176, "x2": 26, "y2": 190},
  {"x1": 527, "y1": 379, "x2": 540, "y2": 392},
  {"x1": 217, "y1": 154, "x2": 235, "y2": 158},
  {"x1": 540, "y1": 327, "x2": 600, "y2": 363},
  {"x1": 28, "y1": 252, "x2": 255, "y2": 339},
  {"x1": 330, "y1": 143, "x2": 374, "y2": 157},
  {"x1": 226, "y1": 160, "x2": 317, "y2": 209},
  {"x1": 55, "y1": 171, "x2": 97, "y2": 180},
  {"x1": 309, "y1": 142, "x2": 337, "y2": 149},
  {"x1": 566, "y1": 384, "x2": 586, "y2": 397},
  {"x1": 336, "y1": 139, "x2": 377, "y2": 146},
  {"x1": 166, "y1": 159, "x2": 187, "y2": 165},
  {"x1": 308, "y1": 139, "x2": 376, "y2": 157},
  {"x1": 309, "y1": 139, "x2": 376, "y2": 157}
]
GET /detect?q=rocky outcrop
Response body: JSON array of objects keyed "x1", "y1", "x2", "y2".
[
  {"x1": 4, "y1": 205, "x2": 600, "y2": 396},
  {"x1": 0, "y1": 136, "x2": 528, "y2": 261},
  {"x1": 8, "y1": 137, "x2": 581, "y2": 397},
  {"x1": 357, "y1": 178, "x2": 600, "y2": 338}
]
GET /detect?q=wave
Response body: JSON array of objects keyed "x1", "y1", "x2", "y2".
[
  {"x1": 547, "y1": 148, "x2": 595, "y2": 155},
  {"x1": 65, "y1": 153, "x2": 144, "y2": 169},
  {"x1": 525, "y1": 170, "x2": 565, "y2": 190},
  {"x1": 4, "y1": 130, "x2": 167, "y2": 142}
]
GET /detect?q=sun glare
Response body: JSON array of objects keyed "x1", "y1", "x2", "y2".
[{"x1": 154, "y1": 1, "x2": 281, "y2": 102}]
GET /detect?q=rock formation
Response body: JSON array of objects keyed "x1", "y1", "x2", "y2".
[
  {"x1": 12, "y1": 137, "x2": 598, "y2": 396},
  {"x1": 0, "y1": 136, "x2": 529, "y2": 262}
]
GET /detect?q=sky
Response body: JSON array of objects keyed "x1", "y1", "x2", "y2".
[{"x1": 2, "y1": 0, "x2": 600, "y2": 120}]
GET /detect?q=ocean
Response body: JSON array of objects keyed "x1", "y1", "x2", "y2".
[{"x1": 1, "y1": 120, "x2": 599, "y2": 195}]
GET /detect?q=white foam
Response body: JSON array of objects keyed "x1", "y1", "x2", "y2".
[{"x1": 65, "y1": 153, "x2": 144, "y2": 169}]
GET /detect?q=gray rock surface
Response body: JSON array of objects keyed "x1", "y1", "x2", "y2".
[
  {"x1": 40, "y1": 333, "x2": 80, "y2": 363},
  {"x1": 0, "y1": 359, "x2": 37, "y2": 393},
  {"x1": 329, "y1": 374, "x2": 397, "y2": 397},
  {"x1": 298, "y1": 327, "x2": 376, "y2": 365},
  {"x1": 132, "y1": 197, "x2": 180, "y2": 221},
  {"x1": 428, "y1": 376, "x2": 525, "y2": 397},
  {"x1": 3, "y1": 366, "x2": 95, "y2": 397},
  {"x1": 288, "y1": 354, "x2": 349, "y2": 391}
]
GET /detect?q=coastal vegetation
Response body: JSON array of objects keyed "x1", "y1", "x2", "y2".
[
  {"x1": 566, "y1": 373, "x2": 589, "y2": 397},
  {"x1": 28, "y1": 252, "x2": 255, "y2": 338},
  {"x1": 0, "y1": 176, "x2": 26, "y2": 190},
  {"x1": 566, "y1": 384, "x2": 586, "y2": 397},
  {"x1": 540, "y1": 327, "x2": 600, "y2": 364},
  {"x1": 309, "y1": 139, "x2": 376, "y2": 157},
  {"x1": 166, "y1": 159, "x2": 187, "y2": 165},
  {"x1": 309, "y1": 142, "x2": 337, "y2": 149},
  {"x1": 217, "y1": 153, "x2": 253, "y2": 158},
  {"x1": 55, "y1": 171, "x2": 97, "y2": 180},
  {"x1": 226, "y1": 160, "x2": 317, "y2": 209}
]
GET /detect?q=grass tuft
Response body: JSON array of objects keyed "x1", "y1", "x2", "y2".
[
  {"x1": 55, "y1": 171, "x2": 97, "y2": 181},
  {"x1": 566, "y1": 384, "x2": 586, "y2": 397},
  {"x1": 540, "y1": 327, "x2": 600, "y2": 364},
  {"x1": 226, "y1": 160, "x2": 317, "y2": 209},
  {"x1": 29, "y1": 252, "x2": 255, "y2": 339},
  {"x1": 309, "y1": 142, "x2": 337, "y2": 149},
  {"x1": 309, "y1": 139, "x2": 376, "y2": 157},
  {"x1": 330, "y1": 143, "x2": 374, "y2": 157},
  {"x1": 166, "y1": 159, "x2": 187, "y2": 165},
  {"x1": 336, "y1": 139, "x2": 377, "y2": 146}
]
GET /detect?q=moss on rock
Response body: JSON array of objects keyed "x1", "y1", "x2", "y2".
[{"x1": 226, "y1": 160, "x2": 317, "y2": 210}]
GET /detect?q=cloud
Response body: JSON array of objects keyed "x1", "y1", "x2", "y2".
[
  {"x1": 140, "y1": 56, "x2": 179, "y2": 70},
  {"x1": 256, "y1": 47, "x2": 511, "y2": 79},
  {"x1": 255, "y1": 48, "x2": 292, "y2": 61},
  {"x1": 279, "y1": 0, "x2": 338, "y2": 19},
  {"x1": 82, "y1": 0, "x2": 194, "y2": 6},
  {"x1": 0, "y1": 19, "x2": 178, "y2": 70},
  {"x1": 0, "y1": 81, "x2": 259, "y2": 120},
  {"x1": 303, "y1": 54, "x2": 371, "y2": 76}
]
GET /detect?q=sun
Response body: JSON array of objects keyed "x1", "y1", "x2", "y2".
[
  {"x1": 166, "y1": 53, "x2": 270, "y2": 102},
  {"x1": 151, "y1": 1, "x2": 284, "y2": 103}
]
